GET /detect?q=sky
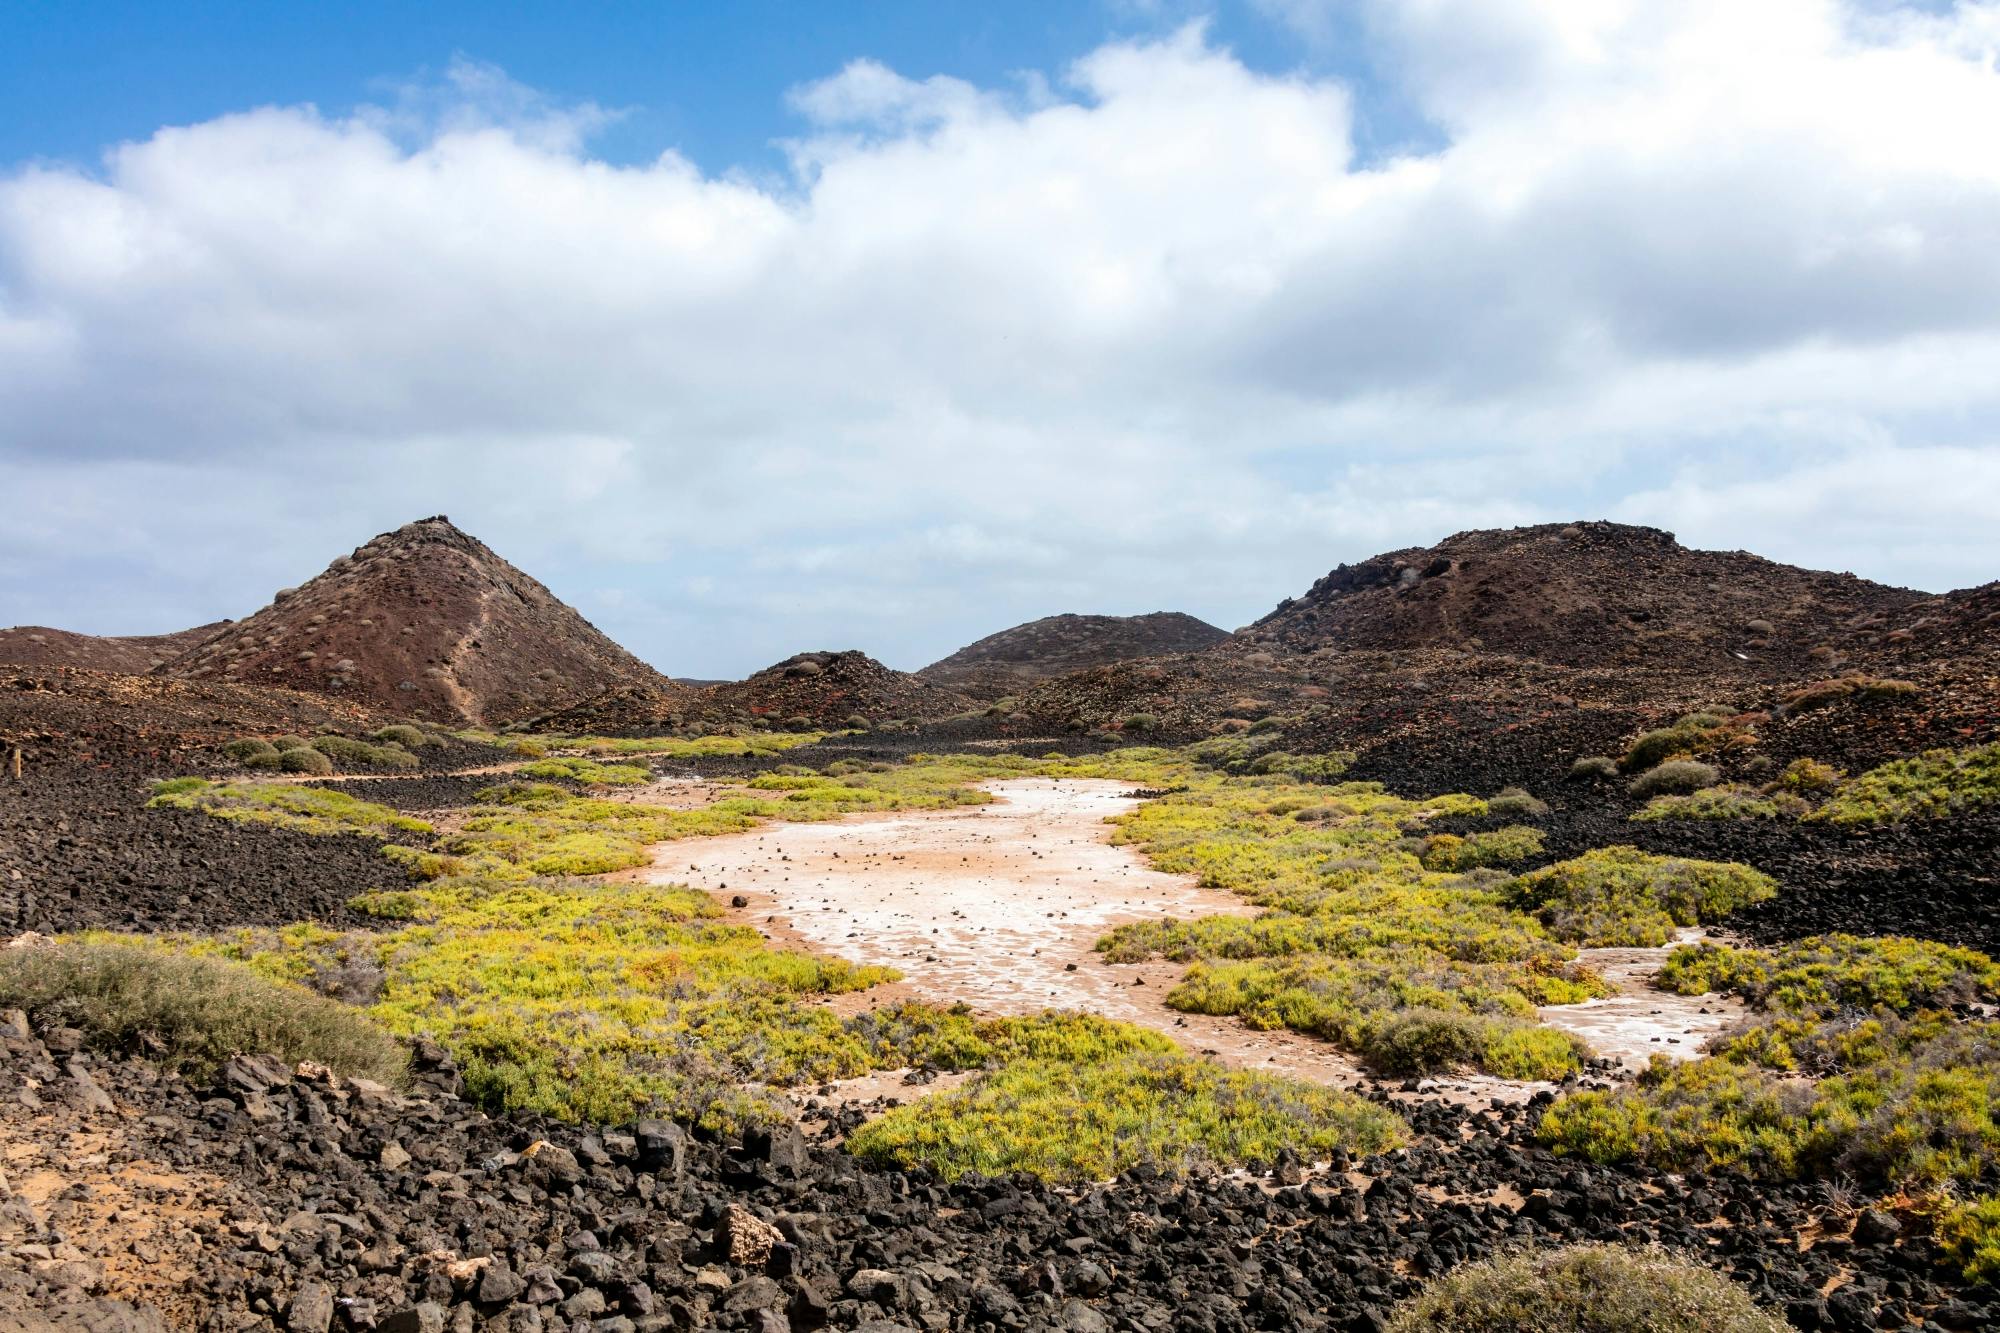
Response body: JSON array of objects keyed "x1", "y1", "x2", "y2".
[{"x1": 4, "y1": 1, "x2": 2000, "y2": 678}]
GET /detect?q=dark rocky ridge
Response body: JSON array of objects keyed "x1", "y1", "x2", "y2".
[
  {"x1": 695, "y1": 652, "x2": 973, "y2": 729},
  {"x1": 1243, "y1": 521, "x2": 1924, "y2": 672},
  {"x1": 0, "y1": 622, "x2": 230, "y2": 675},
  {"x1": 918, "y1": 613, "x2": 1231, "y2": 702},
  {"x1": 159, "y1": 518, "x2": 677, "y2": 727}
]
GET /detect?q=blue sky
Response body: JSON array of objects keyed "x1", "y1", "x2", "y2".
[
  {"x1": 4, "y1": 1, "x2": 1999, "y2": 677},
  {"x1": 0, "y1": 2, "x2": 1428, "y2": 176}
]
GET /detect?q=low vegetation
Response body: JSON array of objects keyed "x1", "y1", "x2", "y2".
[
  {"x1": 0, "y1": 939, "x2": 408, "y2": 1084},
  {"x1": 1385, "y1": 1244, "x2": 1785, "y2": 1333},
  {"x1": 1540, "y1": 932, "x2": 2000, "y2": 1279},
  {"x1": 1506, "y1": 847, "x2": 1776, "y2": 948},
  {"x1": 1807, "y1": 742, "x2": 2000, "y2": 826},
  {"x1": 848, "y1": 1048, "x2": 1407, "y2": 1184},
  {"x1": 516, "y1": 756, "x2": 651, "y2": 786},
  {"x1": 1627, "y1": 759, "x2": 1720, "y2": 798},
  {"x1": 1621, "y1": 713, "x2": 1753, "y2": 774},
  {"x1": 148, "y1": 779, "x2": 431, "y2": 838},
  {"x1": 1631, "y1": 785, "x2": 1807, "y2": 822}
]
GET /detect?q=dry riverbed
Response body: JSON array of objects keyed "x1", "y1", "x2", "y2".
[{"x1": 647, "y1": 778, "x2": 1739, "y2": 1096}]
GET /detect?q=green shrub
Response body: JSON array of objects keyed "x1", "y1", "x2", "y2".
[
  {"x1": 1486, "y1": 787, "x2": 1548, "y2": 818},
  {"x1": 1508, "y1": 847, "x2": 1775, "y2": 947},
  {"x1": 517, "y1": 756, "x2": 650, "y2": 786},
  {"x1": 1421, "y1": 826, "x2": 1544, "y2": 871},
  {"x1": 311, "y1": 735, "x2": 419, "y2": 771},
  {"x1": 148, "y1": 778, "x2": 429, "y2": 837},
  {"x1": 372, "y1": 724, "x2": 431, "y2": 749},
  {"x1": 1122, "y1": 713, "x2": 1157, "y2": 732},
  {"x1": 0, "y1": 940, "x2": 407, "y2": 1084},
  {"x1": 1364, "y1": 1008, "x2": 1492, "y2": 1074},
  {"x1": 223, "y1": 738, "x2": 278, "y2": 762},
  {"x1": 1659, "y1": 935, "x2": 2000, "y2": 1017},
  {"x1": 269, "y1": 735, "x2": 311, "y2": 752},
  {"x1": 508, "y1": 738, "x2": 548, "y2": 758},
  {"x1": 1936, "y1": 1194, "x2": 2000, "y2": 1285},
  {"x1": 1569, "y1": 756, "x2": 1619, "y2": 781},
  {"x1": 1623, "y1": 722, "x2": 1714, "y2": 772},
  {"x1": 1627, "y1": 760, "x2": 1719, "y2": 798},
  {"x1": 1385, "y1": 1243, "x2": 1785, "y2": 1333},
  {"x1": 1776, "y1": 758, "x2": 1841, "y2": 793},
  {"x1": 1809, "y1": 742, "x2": 2000, "y2": 825},
  {"x1": 1631, "y1": 786, "x2": 1805, "y2": 822},
  {"x1": 278, "y1": 747, "x2": 335, "y2": 775},
  {"x1": 846, "y1": 1051, "x2": 1407, "y2": 1184}
]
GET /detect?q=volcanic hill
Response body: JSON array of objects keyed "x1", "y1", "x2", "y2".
[
  {"x1": 158, "y1": 517, "x2": 673, "y2": 726},
  {"x1": 700, "y1": 650, "x2": 972, "y2": 728},
  {"x1": 1241, "y1": 521, "x2": 1924, "y2": 670},
  {"x1": 918, "y1": 611, "x2": 1231, "y2": 700},
  {"x1": 0, "y1": 621, "x2": 229, "y2": 674}
]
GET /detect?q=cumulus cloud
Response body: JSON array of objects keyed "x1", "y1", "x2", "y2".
[{"x1": 3, "y1": 2, "x2": 2000, "y2": 675}]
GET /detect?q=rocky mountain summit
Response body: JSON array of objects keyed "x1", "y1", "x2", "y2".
[
  {"x1": 0, "y1": 622, "x2": 229, "y2": 675},
  {"x1": 1242, "y1": 521, "x2": 1923, "y2": 672},
  {"x1": 918, "y1": 612, "x2": 1230, "y2": 700},
  {"x1": 157, "y1": 518, "x2": 674, "y2": 727}
]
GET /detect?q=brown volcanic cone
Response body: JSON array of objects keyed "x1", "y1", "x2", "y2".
[
  {"x1": 159, "y1": 516, "x2": 673, "y2": 726},
  {"x1": 0, "y1": 621, "x2": 229, "y2": 674},
  {"x1": 1242, "y1": 521, "x2": 1924, "y2": 670},
  {"x1": 918, "y1": 612, "x2": 1231, "y2": 700},
  {"x1": 699, "y1": 650, "x2": 972, "y2": 728}
]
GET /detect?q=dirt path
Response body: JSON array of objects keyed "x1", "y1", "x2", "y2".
[
  {"x1": 645, "y1": 778, "x2": 1733, "y2": 1096},
  {"x1": 1539, "y1": 929, "x2": 1747, "y2": 1072}
]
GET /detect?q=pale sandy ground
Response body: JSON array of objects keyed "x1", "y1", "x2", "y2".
[{"x1": 644, "y1": 778, "x2": 1742, "y2": 1101}]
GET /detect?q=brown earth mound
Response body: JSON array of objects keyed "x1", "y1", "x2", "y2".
[
  {"x1": 523, "y1": 682, "x2": 702, "y2": 735},
  {"x1": 918, "y1": 611, "x2": 1231, "y2": 700},
  {"x1": 0, "y1": 622, "x2": 229, "y2": 674},
  {"x1": 1242, "y1": 521, "x2": 1922, "y2": 672},
  {"x1": 158, "y1": 517, "x2": 673, "y2": 726},
  {"x1": 699, "y1": 650, "x2": 972, "y2": 728}
]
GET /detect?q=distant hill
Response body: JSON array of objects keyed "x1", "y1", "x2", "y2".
[
  {"x1": 701, "y1": 650, "x2": 972, "y2": 727},
  {"x1": 919, "y1": 612, "x2": 1231, "y2": 700},
  {"x1": 0, "y1": 621, "x2": 229, "y2": 674},
  {"x1": 1241, "y1": 521, "x2": 1924, "y2": 670},
  {"x1": 158, "y1": 516, "x2": 675, "y2": 726}
]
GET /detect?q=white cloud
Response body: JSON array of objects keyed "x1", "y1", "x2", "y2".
[{"x1": 3, "y1": 5, "x2": 2000, "y2": 675}]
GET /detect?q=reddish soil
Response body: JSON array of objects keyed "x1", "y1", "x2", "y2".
[
  {"x1": 158, "y1": 517, "x2": 680, "y2": 727},
  {"x1": 917, "y1": 612, "x2": 1231, "y2": 701},
  {"x1": 0, "y1": 622, "x2": 229, "y2": 675}
]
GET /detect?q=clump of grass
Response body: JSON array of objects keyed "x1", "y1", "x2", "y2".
[
  {"x1": 1569, "y1": 756, "x2": 1619, "y2": 781},
  {"x1": 222, "y1": 738, "x2": 278, "y2": 763},
  {"x1": 1627, "y1": 760, "x2": 1720, "y2": 798},
  {"x1": 1777, "y1": 676, "x2": 1919, "y2": 716},
  {"x1": 517, "y1": 756, "x2": 650, "y2": 786},
  {"x1": 1486, "y1": 786, "x2": 1548, "y2": 818},
  {"x1": 846, "y1": 1050, "x2": 1407, "y2": 1184},
  {"x1": 148, "y1": 779, "x2": 430, "y2": 838},
  {"x1": 1385, "y1": 1244, "x2": 1785, "y2": 1333},
  {"x1": 1631, "y1": 786, "x2": 1806, "y2": 822},
  {"x1": 0, "y1": 940, "x2": 407, "y2": 1084},
  {"x1": 371, "y1": 724, "x2": 433, "y2": 749},
  {"x1": 1808, "y1": 742, "x2": 2000, "y2": 825},
  {"x1": 1507, "y1": 847, "x2": 1775, "y2": 947}
]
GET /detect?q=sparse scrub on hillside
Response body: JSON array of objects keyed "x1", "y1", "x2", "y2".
[
  {"x1": 1776, "y1": 675, "x2": 1920, "y2": 716},
  {"x1": 310, "y1": 734, "x2": 419, "y2": 771},
  {"x1": 1776, "y1": 758, "x2": 1841, "y2": 792},
  {"x1": 1486, "y1": 786, "x2": 1548, "y2": 818},
  {"x1": 1385, "y1": 1244, "x2": 1785, "y2": 1333},
  {"x1": 1627, "y1": 759, "x2": 1719, "y2": 798},
  {"x1": 1568, "y1": 755, "x2": 1619, "y2": 780},
  {"x1": 1631, "y1": 786, "x2": 1806, "y2": 822},
  {"x1": 371, "y1": 724, "x2": 434, "y2": 749},
  {"x1": 148, "y1": 779, "x2": 428, "y2": 838},
  {"x1": 278, "y1": 747, "x2": 335, "y2": 774},
  {"x1": 1807, "y1": 742, "x2": 2000, "y2": 825},
  {"x1": 223, "y1": 737, "x2": 278, "y2": 762},
  {"x1": 1622, "y1": 714, "x2": 1752, "y2": 773},
  {"x1": 1419, "y1": 826, "x2": 1544, "y2": 871},
  {"x1": 0, "y1": 940, "x2": 407, "y2": 1084}
]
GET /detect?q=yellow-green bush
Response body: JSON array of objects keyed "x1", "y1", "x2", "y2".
[
  {"x1": 1658, "y1": 935, "x2": 2000, "y2": 1017},
  {"x1": 1631, "y1": 786, "x2": 1806, "y2": 822},
  {"x1": 147, "y1": 779, "x2": 431, "y2": 838},
  {"x1": 1507, "y1": 847, "x2": 1775, "y2": 947},
  {"x1": 1420, "y1": 825, "x2": 1544, "y2": 871},
  {"x1": 1809, "y1": 742, "x2": 2000, "y2": 825},
  {"x1": 1936, "y1": 1195, "x2": 2000, "y2": 1286},
  {"x1": 847, "y1": 1050, "x2": 1407, "y2": 1184},
  {"x1": 517, "y1": 756, "x2": 650, "y2": 786},
  {"x1": 311, "y1": 735, "x2": 419, "y2": 771}
]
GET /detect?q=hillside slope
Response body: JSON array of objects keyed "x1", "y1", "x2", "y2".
[
  {"x1": 919, "y1": 612, "x2": 1230, "y2": 699},
  {"x1": 159, "y1": 517, "x2": 673, "y2": 725},
  {"x1": 1242, "y1": 521, "x2": 1922, "y2": 669},
  {"x1": 0, "y1": 621, "x2": 228, "y2": 674},
  {"x1": 700, "y1": 650, "x2": 972, "y2": 727}
]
